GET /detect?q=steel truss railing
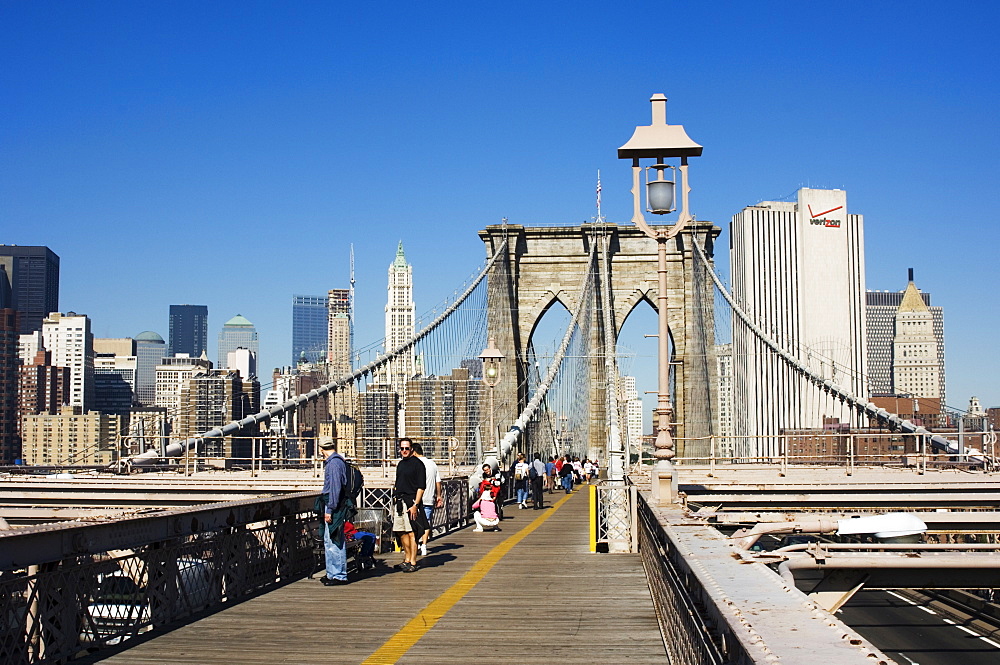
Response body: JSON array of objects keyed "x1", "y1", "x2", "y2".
[
  {"x1": 129, "y1": 241, "x2": 508, "y2": 466},
  {"x1": 0, "y1": 477, "x2": 470, "y2": 665},
  {"x1": 692, "y1": 241, "x2": 983, "y2": 463}
]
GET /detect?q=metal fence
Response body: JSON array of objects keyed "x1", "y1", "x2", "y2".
[
  {"x1": 636, "y1": 492, "x2": 729, "y2": 665},
  {"x1": 591, "y1": 481, "x2": 637, "y2": 553},
  {"x1": 0, "y1": 478, "x2": 471, "y2": 665}
]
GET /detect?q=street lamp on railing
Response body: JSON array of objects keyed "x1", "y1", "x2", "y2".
[
  {"x1": 478, "y1": 337, "x2": 505, "y2": 459},
  {"x1": 618, "y1": 93, "x2": 703, "y2": 504}
]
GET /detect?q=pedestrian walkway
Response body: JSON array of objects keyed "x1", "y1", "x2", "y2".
[{"x1": 81, "y1": 487, "x2": 666, "y2": 664}]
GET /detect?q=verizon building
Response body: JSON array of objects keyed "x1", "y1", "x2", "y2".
[{"x1": 730, "y1": 188, "x2": 867, "y2": 456}]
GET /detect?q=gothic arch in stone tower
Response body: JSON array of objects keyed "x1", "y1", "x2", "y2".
[{"x1": 479, "y1": 221, "x2": 721, "y2": 461}]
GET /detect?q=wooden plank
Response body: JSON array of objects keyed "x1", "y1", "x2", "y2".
[{"x1": 78, "y1": 488, "x2": 665, "y2": 664}]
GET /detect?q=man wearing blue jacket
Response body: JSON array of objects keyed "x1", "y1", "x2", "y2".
[{"x1": 319, "y1": 436, "x2": 349, "y2": 585}]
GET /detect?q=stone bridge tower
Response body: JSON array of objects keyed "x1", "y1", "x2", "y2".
[{"x1": 479, "y1": 220, "x2": 721, "y2": 463}]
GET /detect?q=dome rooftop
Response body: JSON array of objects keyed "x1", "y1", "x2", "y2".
[{"x1": 135, "y1": 330, "x2": 164, "y2": 342}]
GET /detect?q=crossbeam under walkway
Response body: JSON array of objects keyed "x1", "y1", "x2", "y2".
[{"x1": 79, "y1": 488, "x2": 666, "y2": 665}]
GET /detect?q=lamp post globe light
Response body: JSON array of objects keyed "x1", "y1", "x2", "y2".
[
  {"x1": 478, "y1": 337, "x2": 505, "y2": 464},
  {"x1": 618, "y1": 94, "x2": 703, "y2": 505}
]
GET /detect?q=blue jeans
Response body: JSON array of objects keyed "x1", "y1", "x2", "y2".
[
  {"x1": 562, "y1": 475, "x2": 573, "y2": 492},
  {"x1": 516, "y1": 487, "x2": 529, "y2": 504},
  {"x1": 323, "y1": 523, "x2": 347, "y2": 581}
]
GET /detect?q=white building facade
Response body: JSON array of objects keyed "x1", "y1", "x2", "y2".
[
  {"x1": 730, "y1": 188, "x2": 867, "y2": 457},
  {"x1": 892, "y1": 280, "x2": 941, "y2": 400},
  {"x1": 383, "y1": 242, "x2": 416, "y2": 400},
  {"x1": 40, "y1": 312, "x2": 94, "y2": 410}
]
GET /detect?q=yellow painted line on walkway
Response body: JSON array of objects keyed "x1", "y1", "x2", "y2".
[{"x1": 360, "y1": 491, "x2": 575, "y2": 665}]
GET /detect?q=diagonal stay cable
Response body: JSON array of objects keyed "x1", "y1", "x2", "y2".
[
  {"x1": 130, "y1": 240, "x2": 509, "y2": 464},
  {"x1": 492, "y1": 241, "x2": 598, "y2": 464},
  {"x1": 691, "y1": 240, "x2": 978, "y2": 460}
]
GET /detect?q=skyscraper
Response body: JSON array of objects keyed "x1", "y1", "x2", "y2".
[
  {"x1": 0, "y1": 307, "x2": 20, "y2": 463},
  {"x1": 327, "y1": 288, "x2": 351, "y2": 376},
  {"x1": 40, "y1": 312, "x2": 95, "y2": 410},
  {"x1": 866, "y1": 273, "x2": 945, "y2": 404},
  {"x1": 292, "y1": 295, "x2": 327, "y2": 365},
  {"x1": 168, "y1": 305, "x2": 208, "y2": 358},
  {"x1": 134, "y1": 331, "x2": 167, "y2": 407},
  {"x1": 217, "y1": 314, "x2": 258, "y2": 369},
  {"x1": 0, "y1": 245, "x2": 60, "y2": 334},
  {"x1": 730, "y1": 188, "x2": 867, "y2": 456},
  {"x1": 384, "y1": 242, "x2": 416, "y2": 398}
]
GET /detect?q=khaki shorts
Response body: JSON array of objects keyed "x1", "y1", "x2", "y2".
[{"x1": 393, "y1": 506, "x2": 414, "y2": 533}]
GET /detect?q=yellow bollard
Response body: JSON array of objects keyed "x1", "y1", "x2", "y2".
[{"x1": 589, "y1": 483, "x2": 597, "y2": 553}]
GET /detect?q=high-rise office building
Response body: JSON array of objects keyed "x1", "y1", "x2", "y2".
[
  {"x1": 730, "y1": 188, "x2": 867, "y2": 456},
  {"x1": 618, "y1": 375, "x2": 645, "y2": 460},
  {"x1": 403, "y1": 367, "x2": 481, "y2": 463},
  {"x1": 292, "y1": 295, "x2": 327, "y2": 365},
  {"x1": 176, "y1": 369, "x2": 258, "y2": 458},
  {"x1": 866, "y1": 273, "x2": 945, "y2": 404},
  {"x1": 327, "y1": 289, "x2": 352, "y2": 377},
  {"x1": 40, "y1": 312, "x2": 95, "y2": 410},
  {"x1": 383, "y1": 242, "x2": 416, "y2": 400},
  {"x1": 20, "y1": 406, "x2": 119, "y2": 466},
  {"x1": 94, "y1": 338, "x2": 138, "y2": 418},
  {"x1": 893, "y1": 280, "x2": 941, "y2": 401},
  {"x1": 168, "y1": 305, "x2": 208, "y2": 358},
  {"x1": 0, "y1": 245, "x2": 60, "y2": 334},
  {"x1": 217, "y1": 314, "x2": 258, "y2": 369},
  {"x1": 357, "y1": 384, "x2": 399, "y2": 463},
  {"x1": 134, "y1": 331, "x2": 167, "y2": 407},
  {"x1": 154, "y1": 354, "x2": 213, "y2": 418},
  {"x1": 0, "y1": 307, "x2": 20, "y2": 463},
  {"x1": 715, "y1": 343, "x2": 734, "y2": 459}
]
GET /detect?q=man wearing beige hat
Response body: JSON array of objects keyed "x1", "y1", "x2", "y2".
[{"x1": 318, "y1": 436, "x2": 349, "y2": 585}]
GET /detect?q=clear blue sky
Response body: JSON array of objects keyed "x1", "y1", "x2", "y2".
[{"x1": 2, "y1": 2, "x2": 998, "y2": 413}]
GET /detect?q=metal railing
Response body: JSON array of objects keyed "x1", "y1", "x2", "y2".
[
  {"x1": 670, "y1": 433, "x2": 1000, "y2": 474},
  {"x1": 0, "y1": 476, "x2": 471, "y2": 665},
  {"x1": 0, "y1": 493, "x2": 317, "y2": 665},
  {"x1": 636, "y1": 492, "x2": 728, "y2": 665}
]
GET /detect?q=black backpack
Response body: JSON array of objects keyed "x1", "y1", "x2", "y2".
[{"x1": 342, "y1": 459, "x2": 365, "y2": 506}]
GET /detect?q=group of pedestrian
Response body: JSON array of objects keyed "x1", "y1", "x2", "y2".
[
  {"x1": 317, "y1": 435, "x2": 442, "y2": 585},
  {"x1": 553, "y1": 455, "x2": 599, "y2": 493},
  {"x1": 319, "y1": 437, "x2": 603, "y2": 584}
]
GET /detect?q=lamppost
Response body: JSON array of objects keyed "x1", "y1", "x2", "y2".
[
  {"x1": 618, "y1": 93, "x2": 703, "y2": 504},
  {"x1": 478, "y1": 337, "x2": 505, "y2": 462}
]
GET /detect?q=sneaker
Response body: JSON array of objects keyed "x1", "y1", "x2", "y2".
[
  {"x1": 402, "y1": 562, "x2": 417, "y2": 573},
  {"x1": 419, "y1": 543, "x2": 428, "y2": 556},
  {"x1": 473, "y1": 526, "x2": 484, "y2": 532}
]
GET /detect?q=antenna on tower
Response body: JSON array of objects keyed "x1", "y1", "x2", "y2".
[
  {"x1": 349, "y1": 244, "x2": 356, "y2": 370},
  {"x1": 595, "y1": 170, "x2": 605, "y2": 224}
]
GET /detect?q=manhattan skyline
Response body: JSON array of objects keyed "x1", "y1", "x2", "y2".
[{"x1": 2, "y1": 3, "x2": 997, "y2": 409}]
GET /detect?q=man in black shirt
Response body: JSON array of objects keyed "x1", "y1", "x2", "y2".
[{"x1": 393, "y1": 437, "x2": 426, "y2": 572}]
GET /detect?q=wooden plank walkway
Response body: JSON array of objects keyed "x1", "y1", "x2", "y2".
[{"x1": 81, "y1": 487, "x2": 666, "y2": 664}]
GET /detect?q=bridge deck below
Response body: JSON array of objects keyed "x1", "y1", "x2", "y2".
[{"x1": 81, "y1": 488, "x2": 665, "y2": 664}]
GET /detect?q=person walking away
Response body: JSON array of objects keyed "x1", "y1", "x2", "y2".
[
  {"x1": 559, "y1": 455, "x2": 574, "y2": 493},
  {"x1": 472, "y1": 488, "x2": 501, "y2": 532},
  {"x1": 530, "y1": 453, "x2": 546, "y2": 509},
  {"x1": 545, "y1": 456, "x2": 556, "y2": 493},
  {"x1": 318, "y1": 436, "x2": 349, "y2": 585},
  {"x1": 513, "y1": 452, "x2": 531, "y2": 508},
  {"x1": 392, "y1": 437, "x2": 426, "y2": 572},
  {"x1": 412, "y1": 441, "x2": 442, "y2": 557}
]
